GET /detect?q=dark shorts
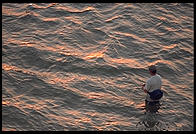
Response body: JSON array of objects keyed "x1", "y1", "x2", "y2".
[
  {"x1": 145, "y1": 100, "x2": 160, "y2": 113},
  {"x1": 145, "y1": 100, "x2": 159, "y2": 106}
]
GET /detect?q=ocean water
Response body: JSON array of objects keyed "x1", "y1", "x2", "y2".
[{"x1": 2, "y1": 3, "x2": 194, "y2": 131}]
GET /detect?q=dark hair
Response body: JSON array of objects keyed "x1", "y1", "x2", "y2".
[
  {"x1": 150, "y1": 70, "x2": 156, "y2": 74},
  {"x1": 149, "y1": 65, "x2": 157, "y2": 74}
]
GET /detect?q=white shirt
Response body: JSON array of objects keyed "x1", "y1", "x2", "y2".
[{"x1": 145, "y1": 74, "x2": 162, "y2": 101}]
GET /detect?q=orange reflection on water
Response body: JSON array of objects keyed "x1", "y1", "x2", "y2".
[
  {"x1": 84, "y1": 48, "x2": 107, "y2": 60},
  {"x1": 134, "y1": 102, "x2": 145, "y2": 109},
  {"x1": 6, "y1": 38, "x2": 36, "y2": 47},
  {"x1": 150, "y1": 59, "x2": 176, "y2": 67},
  {"x1": 85, "y1": 51, "x2": 104, "y2": 59},
  {"x1": 2, "y1": 96, "x2": 48, "y2": 117},
  {"x1": 65, "y1": 16, "x2": 82, "y2": 25},
  {"x1": 42, "y1": 17, "x2": 60, "y2": 22},
  {"x1": 108, "y1": 57, "x2": 146, "y2": 68},
  {"x1": 162, "y1": 44, "x2": 178, "y2": 50},
  {"x1": 164, "y1": 27, "x2": 178, "y2": 32},
  {"x1": 6, "y1": 38, "x2": 82, "y2": 58},
  {"x1": 26, "y1": 3, "x2": 57, "y2": 9},
  {"x1": 47, "y1": 112, "x2": 77, "y2": 128},
  {"x1": 77, "y1": 116, "x2": 92, "y2": 124},
  {"x1": 113, "y1": 31, "x2": 149, "y2": 43},
  {"x1": 105, "y1": 15, "x2": 121, "y2": 22},
  {"x1": 2, "y1": 127, "x2": 17, "y2": 131},
  {"x1": 47, "y1": 75, "x2": 75, "y2": 86},
  {"x1": 157, "y1": 16, "x2": 167, "y2": 21},
  {"x1": 56, "y1": 5, "x2": 94, "y2": 13},
  {"x1": 163, "y1": 79, "x2": 193, "y2": 101},
  {"x1": 2, "y1": 6, "x2": 23, "y2": 16},
  {"x1": 2, "y1": 100, "x2": 10, "y2": 105},
  {"x1": 2, "y1": 63, "x2": 36, "y2": 76},
  {"x1": 2, "y1": 63, "x2": 69, "y2": 91},
  {"x1": 42, "y1": 45, "x2": 60, "y2": 53},
  {"x1": 85, "y1": 91, "x2": 134, "y2": 107},
  {"x1": 183, "y1": 28, "x2": 193, "y2": 34},
  {"x1": 2, "y1": 64, "x2": 15, "y2": 71}
]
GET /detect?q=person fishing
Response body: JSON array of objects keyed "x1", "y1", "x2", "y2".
[{"x1": 141, "y1": 65, "x2": 163, "y2": 113}]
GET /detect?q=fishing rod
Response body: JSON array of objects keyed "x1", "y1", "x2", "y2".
[{"x1": 113, "y1": 82, "x2": 145, "y2": 99}]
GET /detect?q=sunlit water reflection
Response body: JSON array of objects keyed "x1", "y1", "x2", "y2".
[{"x1": 2, "y1": 3, "x2": 193, "y2": 131}]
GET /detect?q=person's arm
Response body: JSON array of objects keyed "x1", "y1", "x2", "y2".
[
  {"x1": 142, "y1": 84, "x2": 148, "y2": 93},
  {"x1": 142, "y1": 79, "x2": 151, "y2": 93}
]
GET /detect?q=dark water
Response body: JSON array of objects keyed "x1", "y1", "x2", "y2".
[{"x1": 2, "y1": 3, "x2": 194, "y2": 131}]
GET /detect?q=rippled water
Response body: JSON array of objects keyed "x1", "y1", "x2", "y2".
[{"x1": 2, "y1": 3, "x2": 194, "y2": 131}]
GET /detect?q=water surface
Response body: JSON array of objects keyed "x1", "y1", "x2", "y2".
[{"x1": 2, "y1": 3, "x2": 194, "y2": 131}]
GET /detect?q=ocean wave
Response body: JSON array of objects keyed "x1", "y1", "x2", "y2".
[{"x1": 2, "y1": 3, "x2": 193, "y2": 131}]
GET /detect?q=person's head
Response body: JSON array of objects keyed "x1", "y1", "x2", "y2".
[{"x1": 148, "y1": 65, "x2": 157, "y2": 75}]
